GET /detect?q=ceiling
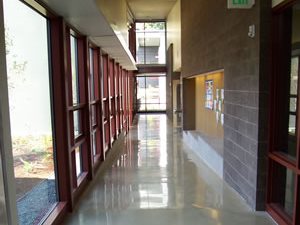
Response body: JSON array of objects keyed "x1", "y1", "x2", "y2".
[
  {"x1": 38, "y1": 0, "x2": 177, "y2": 70},
  {"x1": 127, "y1": 0, "x2": 177, "y2": 20},
  {"x1": 40, "y1": 0, "x2": 137, "y2": 70}
]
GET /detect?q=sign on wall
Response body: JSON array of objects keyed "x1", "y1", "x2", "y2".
[{"x1": 228, "y1": 0, "x2": 255, "y2": 9}]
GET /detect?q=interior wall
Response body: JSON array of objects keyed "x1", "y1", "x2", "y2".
[
  {"x1": 95, "y1": 0, "x2": 128, "y2": 44},
  {"x1": 195, "y1": 72, "x2": 224, "y2": 139},
  {"x1": 181, "y1": 0, "x2": 271, "y2": 210},
  {"x1": 166, "y1": 0, "x2": 181, "y2": 72}
]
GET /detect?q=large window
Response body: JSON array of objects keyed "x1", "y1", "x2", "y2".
[
  {"x1": 268, "y1": 2, "x2": 300, "y2": 225},
  {"x1": 137, "y1": 75, "x2": 166, "y2": 111},
  {"x1": 89, "y1": 47, "x2": 103, "y2": 163},
  {"x1": 136, "y1": 22, "x2": 166, "y2": 65},
  {"x1": 4, "y1": 0, "x2": 58, "y2": 224},
  {"x1": 70, "y1": 35, "x2": 83, "y2": 178}
]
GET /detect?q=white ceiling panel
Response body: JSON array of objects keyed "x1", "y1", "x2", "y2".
[{"x1": 127, "y1": 0, "x2": 177, "y2": 20}]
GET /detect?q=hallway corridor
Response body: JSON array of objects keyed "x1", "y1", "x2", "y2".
[{"x1": 63, "y1": 114, "x2": 275, "y2": 225}]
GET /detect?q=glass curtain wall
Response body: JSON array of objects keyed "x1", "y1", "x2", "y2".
[
  {"x1": 137, "y1": 75, "x2": 166, "y2": 112},
  {"x1": 3, "y1": 0, "x2": 58, "y2": 224},
  {"x1": 136, "y1": 22, "x2": 166, "y2": 65}
]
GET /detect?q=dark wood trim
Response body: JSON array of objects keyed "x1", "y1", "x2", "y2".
[
  {"x1": 267, "y1": 204, "x2": 293, "y2": 225},
  {"x1": 269, "y1": 153, "x2": 297, "y2": 171},
  {"x1": 42, "y1": 202, "x2": 68, "y2": 225},
  {"x1": 82, "y1": 37, "x2": 93, "y2": 180},
  {"x1": 50, "y1": 17, "x2": 73, "y2": 210},
  {"x1": 135, "y1": 19, "x2": 166, "y2": 23},
  {"x1": 67, "y1": 103, "x2": 86, "y2": 111},
  {"x1": 73, "y1": 172, "x2": 89, "y2": 203},
  {"x1": 137, "y1": 66, "x2": 167, "y2": 74},
  {"x1": 71, "y1": 136, "x2": 86, "y2": 150},
  {"x1": 102, "y1": 54, "x2": 111, "y2": 153},
  {"x1": 272, "y1": 0, "x2": 298, "y2": 13},
  {"x1": 267, "y1": 1, "x2": 300, "y2": 224}
]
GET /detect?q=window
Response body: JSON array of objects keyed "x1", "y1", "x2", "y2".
[
  {"x1": 69, "y1": 34, "x2": 83, "y2": 178},
  {"x1": 137, "y1": 75, "x2": 166, "y2": 111},
  {"x1": 71, "y1": 36, "x2": 80, "y2": 105},
  {"x1": 4, "y1": 0, "x2": 58, "y2": 224},
  {"x1": 268, "y1": 2, "x2": 300, "y2": 225},
  {"x1": 136, "y1": 22, "x2": 166, "y2": 65},
  {"x1": 89, "y1": 47, "x2": 103, "y2": 161}
]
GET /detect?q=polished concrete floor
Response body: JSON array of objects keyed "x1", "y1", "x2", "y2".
[{"x1": 63, "y1": 114, "x2": 276, "y2": 225}]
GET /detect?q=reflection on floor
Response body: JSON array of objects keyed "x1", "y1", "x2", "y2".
[{"x1": 63, "y1": 114, "x2": 275, "y2": 225}]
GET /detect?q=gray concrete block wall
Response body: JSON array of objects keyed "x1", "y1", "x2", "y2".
[{"x1": 181, "y1": 0, "x2": 271, "y2": 210}]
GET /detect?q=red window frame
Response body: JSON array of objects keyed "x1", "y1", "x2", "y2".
[
  {"x1": 267, "y1": 1, "x2": 300, "y2": 225},
  {"x1": 101, "y1": 54, "x2": 111, "y2": 154},
  {"x1": 65, "y1": 29, "x2": 90, "y2": 190},
  {"x1": 88, "y1": 46, "x2": 104, "y2": 169}
]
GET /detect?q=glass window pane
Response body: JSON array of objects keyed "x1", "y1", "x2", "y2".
[
  {"x1": 159, "y1": 77, "x2": 166, "y2": 104},
  {"x1": 144, "y1": 22, "x2": 165, "y2": 31},
  {"x1": 75, "y1": 146, "x2": 82, "y2": 177},
  {"x1": 136, "y1": 32, "x2": 145, "y2": 64},
  {"x1": 271, "y1": 161, "x2": 296, "y2": 218},
  {"x1": 289, "y1": 97, "x2": 297, "y2": 112},
  {"x1": 91, "y1": 105, "x2": 96, "y2": 126},
  {"x1": 290, "y1": 57, "x2": 298, "y2": 95},
  {"x1": 288, "y1": 115, "x2": 296, "y2": 134},
  {"x1": 4, "y1": 0, "x2": 58, "y2": 224},
  {"x1": 71, "y1": 35, "x2": 80, "y2": 105},
  {"x1": 136, "y1": 22, "x2": 166, "y2": 65},
  {"x1": 146, "y1": 77, "x2": 160, "y2": 104},
  {"x1": 145, "y1": 32, "x2": 165, "y2": 64},
  {"x1": 89, "y1": 48, "x2": 95, "y2": 100},
  {"x1": 139, "y1": 104, "x2": 146, "y2": 111},
  {"x1": 135, "y1": 22, "x2": 144, "y2": 31},
  {"x1": 274, "y1": 3, "x2": 300, "y2": 160},
  {"x1": 137, "y1": 76, "x2": 166, "y2": 112},
  {"x1": 137, "y1": 77, "x2": 146, "y2": 108},
  {"x1": 73, "y1": 110, "x2": 82, "y2": 138},
  {"x1": 160, "y1": 104, "x2": 167, "y2": 110},
  {"x1": 92, "y1": 133, "x2": 96, "y2": 156}
]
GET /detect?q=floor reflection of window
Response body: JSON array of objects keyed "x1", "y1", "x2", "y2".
[
  {"x1": 159, "y1": 115, "x2": 167, "y2": 168},
  {"x1": 139, "y1": 183, "x2": 169, "y2": 209},
  {"x1": 4, "y1": 0, "x2": 58, "y2": 224}
]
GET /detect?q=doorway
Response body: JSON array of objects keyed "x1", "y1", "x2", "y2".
[
  {"x1": 3, "y1": 0, "x2": 58, "y2": 224},
  {"x1": 136, "y1": 75, "x2": 167, "y2": 112}
]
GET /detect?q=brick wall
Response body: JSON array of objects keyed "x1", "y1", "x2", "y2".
[{"x1": 181, "y1": 0, "x2": 271, "y2": 210}]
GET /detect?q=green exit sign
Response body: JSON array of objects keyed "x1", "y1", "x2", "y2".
[{"x1": 228, "y1": 0, "x2": 255, "y2": 8}]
